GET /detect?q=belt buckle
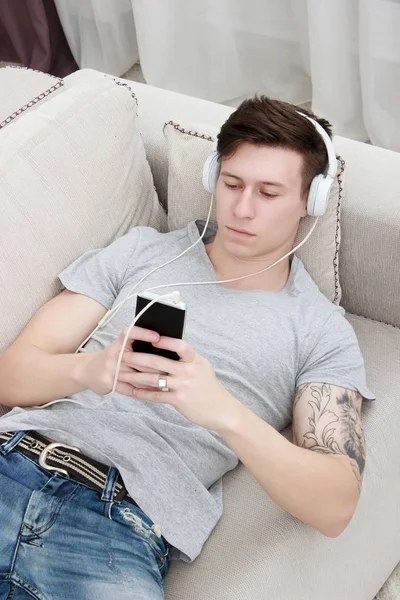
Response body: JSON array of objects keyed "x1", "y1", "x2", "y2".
[{"x1": 38, "y1": 441, "x2": 81, "y2": 477}]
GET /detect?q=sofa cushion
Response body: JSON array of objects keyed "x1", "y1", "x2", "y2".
[
  {"x1": 164, "y1": 120, "x2": 345, "y2": 304},
  {"x1": 110, "y1": 76, "x2": 236, "y2": 212},
  {"x1": 0, "y1": 66, "x2": 63, "y2": 130},
  {"x1": 0, "y1": 70, "x2": 166, "y2": 363},
  {"x1": 164, "y1": 315, "x2": 399, "y2": 600},
  {"x1": 334, "y1": 136, "x2": 400, "y2": 328}
]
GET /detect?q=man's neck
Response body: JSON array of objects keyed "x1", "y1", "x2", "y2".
[{"x1": 205, "y1": 235, "x2": 292, "y2": 292}]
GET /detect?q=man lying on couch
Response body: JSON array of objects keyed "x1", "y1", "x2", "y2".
[{"x1": 0, "y1": 95, "x2": 374, "y2": 600}]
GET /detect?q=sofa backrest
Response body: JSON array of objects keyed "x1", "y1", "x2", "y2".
[{"x1": 118, "y1": 75, "x2": 400, "y2": 329}]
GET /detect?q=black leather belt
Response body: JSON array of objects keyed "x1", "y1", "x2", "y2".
[{"x1": 0, "y1": 430, "x2": 139, "y2": 508}]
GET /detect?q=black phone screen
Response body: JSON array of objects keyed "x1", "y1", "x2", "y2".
[{"x1": 132, "y1": 295, "x2": 186, "y2": 361}]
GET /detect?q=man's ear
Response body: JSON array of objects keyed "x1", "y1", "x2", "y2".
[{"x1": 300, "y1": 192, "x2": 308, "y2": 217}]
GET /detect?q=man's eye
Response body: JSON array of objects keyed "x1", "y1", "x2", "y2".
[
  {"x1": 261, "y1": 192, "x2": 278, "y2": 199},
  {"x1": 224, "y1": 182, "x2": 239, "y2": 190}
]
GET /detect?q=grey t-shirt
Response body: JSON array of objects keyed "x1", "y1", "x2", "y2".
[{"x1": 0, "y1": 220, "x2": 375, "y2": 563}]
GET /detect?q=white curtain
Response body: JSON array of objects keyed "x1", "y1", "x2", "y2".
[
  {"x1": 54, "y1": 0, "x2": 139, "y2": 77},
  {"x1": 306, "y1": 0, "x2": 400, "y2": 149},
  {"x1": 55, "y1": 0, "x2": 400, "y2": 151}
]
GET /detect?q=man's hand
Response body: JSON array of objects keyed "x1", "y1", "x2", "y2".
[
  {"x1": 76, "y1": 326, "x2": 162, "y2": 396},
  {"x1": 119, "y1": 336, "x2": 245, "y2": 433}
]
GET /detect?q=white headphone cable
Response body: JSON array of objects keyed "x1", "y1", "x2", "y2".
[
  {"x1": 74, "y1": 191, "x2": 216, "y2": 354},
  {"x1": 31, "y1": 213, "x2": 319, "y2": 411},
  {"x1": 78, "y1": 192, "x2": 318, "y2": 352},
  {"x1": 31, "y1": 292, "x2": 182, "y2": 410},
  {"x1": 103, "y1": 215, "x2": 319, "y2": 410},
  {"x1": 31, "y1": 196, "x2": 215, "y2": 411},
  {"x1": 142, "y1": 217, "x2": 319, "y2": 294}
]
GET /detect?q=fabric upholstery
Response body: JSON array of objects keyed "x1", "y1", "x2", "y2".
[
  {"x1": 163, "y1": 315, "x2": 400, "y2": 600},
  {"x1": 0, "y1": 69, "x2": 166, "y2": 362},
  {"x1": 164, "y1": 120, "x2": 344, "y2": 304},
  {"x1": 113, "y1": 75, "x2": 236, "y2": 210},
  {"x1": 0, "y1": 66, "x2": 63, "y2": 130},
  {"x1": 334, "y1": 136, "x2": 400, "y2": 328}
]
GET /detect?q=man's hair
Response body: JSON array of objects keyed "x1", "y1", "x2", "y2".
[{"x1": 217, "y1": 95, "x2": 333, "y2": 196}]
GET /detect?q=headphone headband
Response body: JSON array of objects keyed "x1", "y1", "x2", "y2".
[{"x1": 297, "y1": 112, "x2": 337, "y2": 180}]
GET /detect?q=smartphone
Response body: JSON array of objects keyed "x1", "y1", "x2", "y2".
[{"x1": 132, "y1": 292, "x2": 187, "y2": 361}]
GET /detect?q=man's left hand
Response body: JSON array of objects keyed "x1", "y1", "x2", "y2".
[{"x1": 119, "y1": 336, "x2": 245, "y2": 434}]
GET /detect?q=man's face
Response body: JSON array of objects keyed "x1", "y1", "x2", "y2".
[{"x1": 214, "y1": 142, "x2": 308, "y2": 260}]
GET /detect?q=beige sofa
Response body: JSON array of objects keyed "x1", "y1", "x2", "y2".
[{"x1": 0, "y1": 67, "x2": 399, "y2": 600}]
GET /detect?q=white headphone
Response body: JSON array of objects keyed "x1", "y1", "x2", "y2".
[{"x1": 202, "y1": 111, "x2": 337, "y2": 217}]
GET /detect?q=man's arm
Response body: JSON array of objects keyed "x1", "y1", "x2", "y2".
[
  {"x1": 0, "y1": 290, "x2": 107, "y2": 407},
  {"x1": 292, "y1": 383, "x2": 365, "y2": 493},
  {"x1": 216, "y1": 383, "x2": 365, "y2": 537}
]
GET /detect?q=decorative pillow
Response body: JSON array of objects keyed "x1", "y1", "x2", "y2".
[
  {"x1": 0, "y1": 66, "x2": 63, "y2": 131},
  {"x1": 0, "y1": 70, "x2": 167, "y2": 358},
  {"x1": 164, "y1": 120, "x2": 345, "y2": 304}
]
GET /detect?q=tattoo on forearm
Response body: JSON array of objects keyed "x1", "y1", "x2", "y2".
[{"x1": 293, "y1": 383, "x2": 366, "y2": 491}]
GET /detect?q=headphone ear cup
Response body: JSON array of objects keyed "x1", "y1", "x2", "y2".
[
  {"x1": 307, "y1": 175, "x2": 334, "y2": 217},
  {"x1": 307, "y1": 177, "x2": 320, "y2": 216},
  {"x1": 202, "y1": 151, "x2": 220, "y2": 193}
]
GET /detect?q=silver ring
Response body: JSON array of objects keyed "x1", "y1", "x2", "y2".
[{"x1": 158, "y1": 376, "x2": 169, "y2": 392}]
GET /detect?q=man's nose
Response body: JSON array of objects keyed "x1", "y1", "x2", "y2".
[{"x1": 233, "y1": 188, "x2": 256, "y2": 219}]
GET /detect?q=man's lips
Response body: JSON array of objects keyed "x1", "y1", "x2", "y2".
[{"x1": 227, "y1": 226, "x2": 255, "y2": 237}]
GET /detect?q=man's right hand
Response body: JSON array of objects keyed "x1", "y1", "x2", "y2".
[{"x1": 75, "y1": 326, "x2": 161, "y2": 397}]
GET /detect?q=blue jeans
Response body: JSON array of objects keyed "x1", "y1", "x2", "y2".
[{"x1": 0, "y1": 431, "x2": 171, "y2": 599}]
